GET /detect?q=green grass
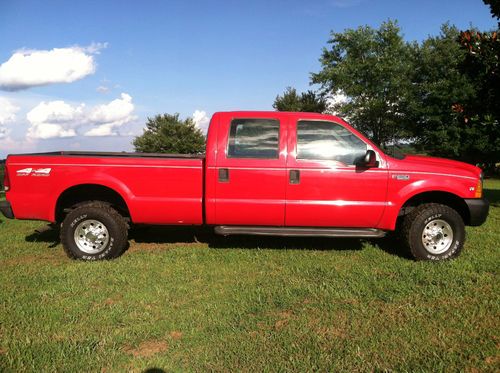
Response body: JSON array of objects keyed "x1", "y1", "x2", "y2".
[{"x1": 0, "y1": 181, "x2": 499, "y2": 372}]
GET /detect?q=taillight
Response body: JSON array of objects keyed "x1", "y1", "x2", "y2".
[{"x1": 3, "y1": 165, "x2": 9, "y2": 192}]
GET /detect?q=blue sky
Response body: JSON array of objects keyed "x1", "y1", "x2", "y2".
[{"x1": 0, "y1": 0, "x2": 496, "y2": 158}]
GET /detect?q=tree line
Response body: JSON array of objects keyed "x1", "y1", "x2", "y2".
[
  {"x1": 134, "y1": 1, "x2": 498, "y2": 172},
  {"x1": 274, "y1": 1, "x2": 499, "y2": 170}
]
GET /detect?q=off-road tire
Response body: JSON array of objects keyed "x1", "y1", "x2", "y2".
[
  {"x1": 402, "y1": 203, "x2": 465, "y2": 261},
  {"x1": 60, "y1": 202, "x2": 128, "y2": 260}
]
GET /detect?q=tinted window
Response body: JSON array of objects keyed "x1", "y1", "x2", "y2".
[
  {"x1": 228, "y1": 119, "x2": 280, "y2": 159},
  {"x1": 297, "y1": 120, "x2": 367, "y2": 165}
]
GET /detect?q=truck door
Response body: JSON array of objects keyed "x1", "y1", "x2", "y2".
[
  {"x1": 214, "y1": 113, "x2": 287, "y2": 226},
  {"x1": 285, "y1": 118, "x2": 388, "y2": 228}
]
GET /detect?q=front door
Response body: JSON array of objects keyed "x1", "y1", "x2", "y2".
[
  {"x1": 214, "y1": 113, "x2": 288, "y2": 226},
  {"x1": 285, "y1": 118, "x2": 388, "y2": 228}
]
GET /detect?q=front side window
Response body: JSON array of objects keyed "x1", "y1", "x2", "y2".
[
  {"x1": 227, "y1": 119, "x2": 280, "y2": 159},
  {"x1": 297, "y1": 120, "x2": 367, "y2": 165}
]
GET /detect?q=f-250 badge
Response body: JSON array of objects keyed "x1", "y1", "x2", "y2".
[{"x1": 16, "y1": 168, "x2": 52, "y2": 177}]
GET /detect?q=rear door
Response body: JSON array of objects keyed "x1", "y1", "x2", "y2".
[
  {"x1": 214, "y1": 113, "x2": 288, "y2": 226},
  {"x1": 285, "y1": 117, "x2": 388, "y2": 228}
]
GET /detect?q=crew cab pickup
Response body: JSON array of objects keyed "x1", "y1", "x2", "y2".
[{"x1": 1, "y1": 111, "x2": 489, "y2": 261}]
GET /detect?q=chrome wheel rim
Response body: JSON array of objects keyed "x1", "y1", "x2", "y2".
[
  {"x1": 421, "y1": 219, "x2": 453, "y2": 254},
  {"x1": 74, "y1": 219, "x2": 110, "y2": 254}
]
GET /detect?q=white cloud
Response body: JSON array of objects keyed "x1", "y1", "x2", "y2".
[
  {"x1": 26, "y1": 101, "x2": 84, "y2": 139},
  {"x1": 0, "y1": 126, "x2": 8, "y2": 139},
  {"x1": 0, "y1": 97, "x2": 19, "y2": 124},
  {"x1": 85, "y1": 93, "x2": 136, "y2": 136},
  {"x1": 0, "y1": 96, "x2": 20, "y2": 138},
  {"x1": 26, "y1": 93, "x2": 136, "y2": 139},
  {"x1": 96, "y1": 85, "x2": 109, "y2": 93},
  {"x1": 326, "y1": 91, "x2": 349, "y2": 115},
  {"x1": 0, "y1": 43, "x2": 107, "y2": 91},
  {"x1": 81, "y1": 42, "x2": 108, "y2": 54},
  {"x1": 0, "y1": 135, "x2": 35, "y2": 154},
  {"x1": 192, "y1": 110, "x2": 210, "y2": 134},
  {"x1": 84, "y1": 123, "x2": 116, "y2": 137}
]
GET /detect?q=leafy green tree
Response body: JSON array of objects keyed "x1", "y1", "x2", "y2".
[
  {"x1": 273, "y1": 87, "x2": 327, "y2": 113},
  {"x1": 484, "y1": 0, "x2": 500, "y2": 26},
  {"x1": 410, "y1": 24, "x2": 477, "y2": 160},
  {"x1": 133, "y1": 113, "x2": 205, "y2": 154},
  {"x1": 311, "y1": 20, "x2": 415, "y2": 147},
  {"x1": 414, "y1": 2, "x2": 499, "y2": 167},
  {"x1": 453, "y1": 1, "x2": 500, "y2": 168}
]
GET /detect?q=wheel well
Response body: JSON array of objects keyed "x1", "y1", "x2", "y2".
[
  {"x1": 399, "y1": 191, "x2": 470, "y2": 224},
  {"x1": 55, "y1": 184, "x2": 130, "y2": 223}
]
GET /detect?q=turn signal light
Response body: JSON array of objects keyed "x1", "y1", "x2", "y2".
[{"x1": 474, "y1": 178, "x2": 483, "y2": 198}]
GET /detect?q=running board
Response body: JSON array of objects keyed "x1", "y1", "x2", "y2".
[{"x1": 214, "y1": 226, "x2": 386, "y2": 238}]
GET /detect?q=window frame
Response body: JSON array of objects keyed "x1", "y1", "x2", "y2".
[{"x1": 226, "y1": 118, "x2": 281, "y2": 160}]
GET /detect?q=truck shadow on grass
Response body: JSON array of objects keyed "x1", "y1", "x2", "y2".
[
  {"x1": 130, "y1": 226, "x2": 367, "y2": 252},
  {"x1": 484, "y1": 186, "x2": 500, "y2": 207},
  {"x1": 24, "y1": 224, "x2": 411, "y2": 259},
  {"x1": 132, "y1": 226, "x2": 411, "y2": 258},
  {"x1": 25, "y1": 224, "x2": 60, "y2": 248}
]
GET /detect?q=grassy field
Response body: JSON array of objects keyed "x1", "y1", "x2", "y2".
[{"x1": 0, "y1": 181, "x2": 498, "y2": 372}]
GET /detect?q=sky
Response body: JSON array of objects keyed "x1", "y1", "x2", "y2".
[{"x1": 0, "y1": 0, "x2": 497, "y2": 158}]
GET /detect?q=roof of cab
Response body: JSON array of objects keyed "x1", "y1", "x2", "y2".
[{"x1": 213, "y1": 111, "x2": 344, "y2": 121}]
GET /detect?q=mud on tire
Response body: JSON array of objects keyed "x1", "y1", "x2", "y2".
[
  {"x1": 402, "y1": 203, "x2": 465, "y2": 261},
  {"x1": 60, "y1": 201, "x2": 129, "y2": 260}
]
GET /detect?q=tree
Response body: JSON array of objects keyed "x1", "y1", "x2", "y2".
[
  {"x1": 410, "y1": 24, "x2": 478, "y2": 160},
  {"x1": 273, "y1": 87, "x2": 327, "y2": 113},
  {"x1": 453, "y1": 1, "x2": 500, "y2": 168},
  {"x1": 133, "y1": 113, "x2": 205, "y2": 154},
  {"x1": 484, "y1": 0, "x2": 500, "y2": 26},
  {"x1": 311, "y1": 20, "x2": 416, "y2": 147}
]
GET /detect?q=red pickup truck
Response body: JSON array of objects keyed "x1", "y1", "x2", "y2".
[{"x1": 1, "y1": 111, "x2": 489, "y2": 261}]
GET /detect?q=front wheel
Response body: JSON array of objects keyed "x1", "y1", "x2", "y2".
[
  {"x1": 402, "y1": 203, "x2": 465, "y2": 261},
  {"x1": 60, "y1": 202, "x2": 129, "y2": 260}
]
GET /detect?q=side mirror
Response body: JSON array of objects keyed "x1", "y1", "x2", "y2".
[{"x1": 359, "y1": 149, "x2": 378, "y2": 168}]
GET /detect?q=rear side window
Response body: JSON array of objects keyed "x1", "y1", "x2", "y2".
[
  {"x1": 297, "y1": 120, "x2": 367, "y2": 165},
  {"x1": 227, "y1": 119, "x2": 280, "y2": 159}
]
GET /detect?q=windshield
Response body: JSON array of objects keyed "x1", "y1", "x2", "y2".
[
  {"x1": 351, "y1": 127, "x2": 407, "y2": 160},
  {"x1": 379, "y1": 144, "x2": 406, "y2": 160}
]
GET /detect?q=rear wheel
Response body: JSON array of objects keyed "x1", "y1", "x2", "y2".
[
  {"x1": 61, "y1": 202, "x2": 128, "y2": 260},
  {"x1": 402, "y1": 203, "x2": 465, "y2": 261}
]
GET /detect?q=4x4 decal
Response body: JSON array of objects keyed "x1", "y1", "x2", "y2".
[{"x1": 16, "y1": 168, "x2": 52, "y2": 177}]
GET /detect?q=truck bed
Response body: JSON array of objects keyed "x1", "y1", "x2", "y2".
[{"x1": 6, "y1": 152, "x2": 205, "y2": 224}]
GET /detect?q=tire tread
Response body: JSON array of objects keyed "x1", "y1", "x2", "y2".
[
  {"x1": 60, "y1": 201, "x2": 128, "y2": 260},
  {"x1": 402, "y1": 203, "x2": 464, "y2": 260}
]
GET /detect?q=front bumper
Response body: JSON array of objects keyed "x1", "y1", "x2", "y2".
[
  {"x1": 464, "y1": 198, "x2": 489, "y2": 226},
  {"x1": 0, "y1": 200, "x2": 14, "y2": 219}
]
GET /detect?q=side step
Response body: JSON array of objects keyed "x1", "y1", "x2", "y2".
[{"x1": 214, "y1": 226, "x2": 386, "y2": 238}]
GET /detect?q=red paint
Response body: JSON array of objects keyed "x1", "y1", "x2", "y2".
[{"x1": 4, "y1": 111, "x2": 484, "y2": 231}]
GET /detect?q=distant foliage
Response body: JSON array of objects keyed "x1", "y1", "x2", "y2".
[
  {"x1": 307, "y1": 10, "x2": 499, "y2": 167},
  {"x1": 410, "y1": 25, "x2": 478, "y2": 160},
  {"x1": 133, "y1": 114, "x2": 205, "y2": 154},
  {"x1": 311, "y1": 20, "x2": 415, "y2": 147},
  {"x1": 454, "y1": 1, "x2": 500, "y2": 167},
  {"x1": 483, "y1": 0, "x2": 500, "y2": 26},
  {"x1": 273, "y1": 87, "x2": 327, "y2": 113}
]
